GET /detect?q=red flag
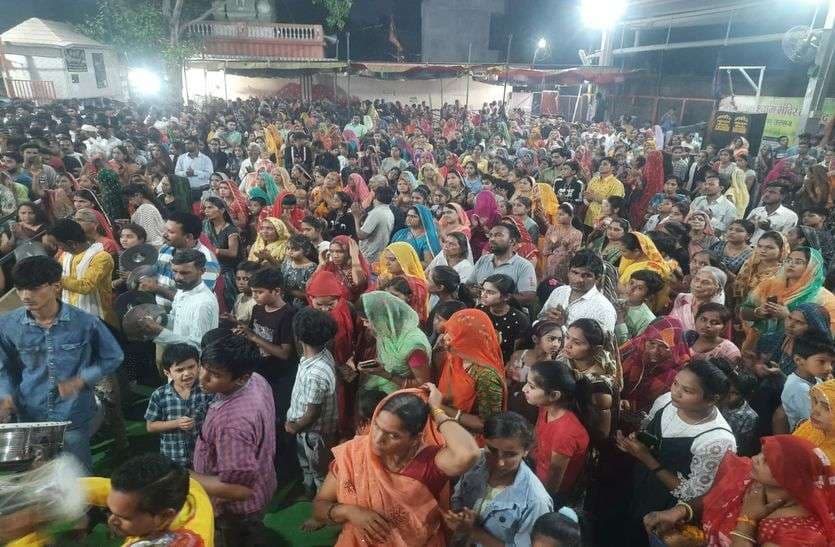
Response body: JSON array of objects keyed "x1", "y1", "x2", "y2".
[{"x1": 388, "y1": 15, "x2": 403, "y2": 52}]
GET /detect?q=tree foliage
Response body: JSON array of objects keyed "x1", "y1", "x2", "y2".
[
  {"x1": 78, "y1": 0, "x2": 211, "y2": 67},
  {"x1": 313, "y1": 0, "x2": 353, "y2": 30}
]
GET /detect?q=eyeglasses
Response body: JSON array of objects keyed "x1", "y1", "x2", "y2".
[{"x1": 784, "y1": 258, "x2": 808, "y2": 266}]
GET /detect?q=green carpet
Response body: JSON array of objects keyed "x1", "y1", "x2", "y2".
[{"x1": 62, "y1": 385, "x2": 341, "y2": 546}]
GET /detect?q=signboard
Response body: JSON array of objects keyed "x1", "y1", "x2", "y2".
[
  {"x1": 732, "y1": 95, "x2": 835, "y2": 144},
  {"x1": 64, "y1": 48, "x2": 87, "y2": 72},
  {"x1": 707, "y1": 111, "x2": 767, "y2": 156}
]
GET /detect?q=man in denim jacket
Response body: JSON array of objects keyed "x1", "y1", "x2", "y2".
[{"x1": 0, "y1": 256, "x2": 123, "y2": 471}]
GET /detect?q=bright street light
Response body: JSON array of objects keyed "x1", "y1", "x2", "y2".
[
  {"x1": 580, "y1": 0, "x2": 627, "y2": 29},
  {"x1": 128, "y1": 68, "x2": 161, "y2": 96},
  {"x1": 537, "y1": 38, "x2": 547, "y2": 49}
]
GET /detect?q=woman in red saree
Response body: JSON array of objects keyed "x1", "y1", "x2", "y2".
[
  {"x1": 619, "y1": 316, "x2": 691, "y2": 415},
  {"x1": 308, "y1": 269, "x2": 357, "y2": 435},
  {"x1": 436, "y1": 309, "x2": 507, "y2": 438},
  {"x1": 312, "y1": 386, "x2": 480, "y2": 547},
  {"x1": 629, "y1": 149, "x2": 664, "y2": 229},
  {"x1": 467, "y1": 191, "x2": 501, "y2": 262},
  {"x1": 217, "y1": 179, "x2": 249, "y2": 230},
  {"x1": 321, "y1": 235, "x2": 371, "y2": 303},
  {"x1": 701, "y1": 435, "x2": 835, "y2": 546}
]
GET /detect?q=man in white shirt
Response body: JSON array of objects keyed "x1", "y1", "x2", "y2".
[
  {"x1": 538, "y1": 249, "x2": 617, "y2": 332},
  {"x1": 352, "y1": 186, "x2": 395, "y2": 263},
  {"x1": 174, "y1": 136, "x2": 213, "y2": 195},
  {"x1": 746, "y1": 182, "x2": 798, "y2": 244},
  {"x1": 689, "y1": 172, "x2": 737, "y2": 234},
  {"x1": 139, "y1": 249, "x2": 219, "y2": 349},
  {"x1": 237, "y1": 143, "x2": 262, "y2": 183}
]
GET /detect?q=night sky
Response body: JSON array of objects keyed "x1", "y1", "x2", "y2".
[{"x1": 0, "y1": 0, "x2": 824, "y2": 78}]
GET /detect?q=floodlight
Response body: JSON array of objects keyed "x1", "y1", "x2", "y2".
[
  {"x1": 537, "y1": 38, "x2": 548, "y2": 49},
  {"x1": 581, "y1": 0, "x2": 627, "y2": 29},
  {"x1": 128, "y1": 68, "x2": 161, "y2": 96}
]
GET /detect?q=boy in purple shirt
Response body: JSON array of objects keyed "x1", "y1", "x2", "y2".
[{"x1": 191, "y1": 329, "x2": 276, "y2": 546}]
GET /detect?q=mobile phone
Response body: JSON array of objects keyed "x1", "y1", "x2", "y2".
[{"x1": 357, "y1": 359, "x2": 378, "y2": 370}]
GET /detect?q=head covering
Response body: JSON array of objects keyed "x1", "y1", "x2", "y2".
[
  {"x1": 535, "y1": 182, "x2": 559, "y2": 225},
  {"x1": 247, "y1": 217, "x2": 290, "y2": 263},
  {"x1": 347, "y1": 173, "x2": 371, "y2": 205},
  {"x1": 329, "y1": 388, "x2": 447, "y2": 546},
  {"x1": 749, "y1": 246, "x2": 827, "y2": 312},
  {"x1": 726, "y1": 168, "x2": 751, "y2": 218},
  {"x1": 439, "y1": 202, "x2": 472, "y2": 238},
  {"x1": 323, "y1": 234, "x2": 371, "y2": 278},
  {"x1": 700, "y1": 265, "x2": 728, "y2": 304},
  {"x1": 618, "y1": 232, "x2": 672, "y2": 282},
  {"x1": 502, "y1": 215, "x2": 540, "y2": 264},
  {"x1": 218, "y1": 179, "x2": 248, "y2": 221},
  {"x1": 446, "y1": 308, "x2": 505, "y2": 376},
  {"x1": 379, "y1": 242, "x2": 427, "y2": 282},
  {"x1": 684, "y1": 210, "x2": 715, "y2": 236},
  {"x1": 703, "y1": 435, "x2": 835, "y2": 545},
  {"x1": 257, "y1": 171, "x2": 279, "y2": 204},
  {"x1": 306, "y1": 270, "x2": 354, "y2": 366},
  {"x1": 400, "y1": 170, "x2": 419, "y2": 190},
  {"x1": 629, "y1": 150, "x2": 664, "y2": 227},
  {"x1": 360, "y1": 291, "x2": 432, "y2": 394},
  {"x1": 412, "y1": 204, "x2": 441, "y2": 256},
  {"x1": 620, "y1": 316, "x2": 691, "y2": 413},
  {"x1": 735, "y1": 231, "x2": 790, "y2": 300},
  {"x1": 75, "y1": 207, "x2": 115, "y2": 242},
  {"x1": 794, "y1": 380, "x2": 835, "y2": 464},
  {"x1": 467, "y1": 191, "x2": 501, "y2": 229}
]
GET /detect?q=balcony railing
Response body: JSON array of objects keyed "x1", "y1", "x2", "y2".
[
  {"x1": 186, "y1": 21, "x2": 326, "y2": 60},
  {"x1": 5, "y1": 79, "x2": 56, "y2": 101}
]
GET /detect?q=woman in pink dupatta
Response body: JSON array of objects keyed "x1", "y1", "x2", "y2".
[
  {"x1": 312, "y1": 386, "x2": 479, "y2": 546},
  {"x1": 346, "y1": 173, "x2": 371, "y2": 205},
  {"x1": 467, "y1": 191, "x2": 501, "y2": 261}
]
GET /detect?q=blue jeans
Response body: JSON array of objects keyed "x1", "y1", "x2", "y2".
[{"x1": 63, "y1": 422, "x2": 92, "y2": 473}]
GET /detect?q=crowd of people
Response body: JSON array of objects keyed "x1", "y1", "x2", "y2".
[{"x1": 1, "y1": 93, "x2": 835, "y2": 547}]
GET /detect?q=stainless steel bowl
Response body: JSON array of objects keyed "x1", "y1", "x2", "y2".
[{"x1": 0, "y1": 422, "x2": 72, "y2": 464}]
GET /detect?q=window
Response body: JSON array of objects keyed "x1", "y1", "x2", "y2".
[{"x1": 92, "y1": 52, "x2": 107, "y2": 89}]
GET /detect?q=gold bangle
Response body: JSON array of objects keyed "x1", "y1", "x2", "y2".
[
  {"x1": 736, "y1": 515, "x2": 757, "y2": 528},
  {"x1": 729, "y1": 530, "x2": 755, "y2": 543},
  {"x1": 675, "y1": 501, "x2": 694, "y2": 523},
  {"x1": 431, "y1": 407, "x2": 446, "y2": 419}
]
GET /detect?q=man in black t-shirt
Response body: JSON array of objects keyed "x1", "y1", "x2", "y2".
[{"x1": 234, "y1": 267, "x2": 299, "y2": 477}]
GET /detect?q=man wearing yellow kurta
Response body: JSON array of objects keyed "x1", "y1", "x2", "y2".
[
  {"x1": 583, "y1": 158, "x2": 624, "y2": 227},
  {"x1": 44, "y1": 219, "x2": 117, "y2": 328}
]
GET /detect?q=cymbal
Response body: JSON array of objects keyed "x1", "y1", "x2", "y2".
[
  {"x1": 126, "y1": 265, "x2": 157, "y2": 291},
  {"x1": 122, "y1": 303, "x2": 167, "y2": 342},
  {"x1": 13, "y1": 241, "x2": 47, "y2": 261},
  {"x1": 114, "y1": 290, "x2": 156, "y2": 321},
  {"x1": 119, "y1": 244, "x2": 158, "y2": 271}
]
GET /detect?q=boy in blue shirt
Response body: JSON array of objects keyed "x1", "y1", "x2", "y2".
[
  {"x1": 782, "y1": 336, "x2": 835, "y2": 431},
  {"x1": 145, "y1": 343, "x2": 214, "y2": 467}
]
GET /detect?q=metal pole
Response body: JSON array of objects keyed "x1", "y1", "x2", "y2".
[
  {"x1": 346, "y1": 32, "x2": 351, "y2": 102},
  {"x1": 182, "y1": 61, "x2": 189, "y2": 104},
  {"x1": 222, "y1": 60, "x2": 228, "y2": 102},
  {"x1": 502, "y1": 33, "x2": 513, "y2": 107},
  {"x1": 465, "y1": 42, "x2": 472, "y2": 112},
  {"x1": 440, "y1": 78, "x2": 444, "y2": 108}
]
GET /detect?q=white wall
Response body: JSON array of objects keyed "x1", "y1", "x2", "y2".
[
  {"x1": 3, "y1": 43, "x2": 127, "y2": 100},
  {"x1": 184, "y1": 67, "x2": 509, "y2": 107}
]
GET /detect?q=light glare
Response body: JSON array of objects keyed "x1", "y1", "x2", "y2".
[
  {"x1": 581, "y1": 0, "x2": 627, "y2": 28},
  {"x1": 537, "y1": 38, "x2": 547, "y2": 49},
  {"x1": 128, "y1": 68, "x2": 161, "y2": 95}
]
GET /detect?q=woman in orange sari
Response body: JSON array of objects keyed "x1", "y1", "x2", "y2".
[
  {"x1": 311, "y1": 171, "x2": 343, "y2": 218},
  {"x1": 436, "y1": 309, "x2": 507, "y2": 437},
  {"x1": 312, "y1": 386, "x2": 480, "y2": 546}
]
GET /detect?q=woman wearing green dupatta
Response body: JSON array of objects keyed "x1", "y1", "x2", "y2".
[
  {"x1": 254, "y1": 171, "x2": 279, "y2": 204},
  {"x1": 96, "y1": 168, "x2": 128, "y2": 220},
  {"x1": 357, "y1": 291, "x2": 433, "y2": 395},
  {"x1": 740, "y1": 246, "x2": 835, "y2": 354}
]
